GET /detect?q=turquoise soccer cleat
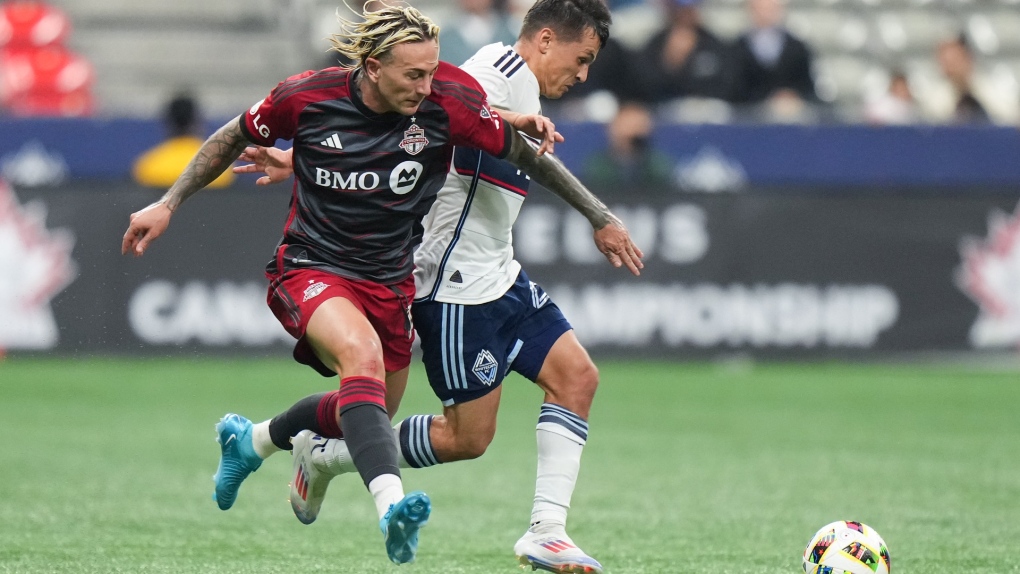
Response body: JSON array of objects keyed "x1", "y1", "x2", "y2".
[
  {"x1": 212, "y1": 413, "x2": 263, "y2": 510},
  {"x1": 379, "y1": 491, "x2": 431, "y2": 564}
]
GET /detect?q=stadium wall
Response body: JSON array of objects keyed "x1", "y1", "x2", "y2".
[
  {"x1": 3, "y1": 119, "x2": 1020, "y2": 186},
  {"x1": 3, "y1": 177, "x2": 1018, "y2": 359}
]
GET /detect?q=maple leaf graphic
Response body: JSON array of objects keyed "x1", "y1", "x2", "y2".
[
  {"x1": 0, "y1": 180, "x2": 78, "y2": 349},
  {"x1": 955, "y1": 201, "x2": 1020, "y2": 348}
]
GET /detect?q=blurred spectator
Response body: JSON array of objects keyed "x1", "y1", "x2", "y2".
[
  {"x1": 731, "y1": 0, "x2": 817, "y2": 106},
  {"x1": 935, "y1": 34, "x2": 990, "y2": 125},
  {"x1": 864, "y1": 70, "x2": 920, "y2": 126},
  {"x1": 133, "y1": 93, "x2": 234, "y2": 188},
  {"x1": 583, "y1": 101, "x2": 676, "y2": 190},
  {"x1": 631, "y1": 0, "x2": 735, "y2": 104},
  {"x1": 438, "y1": 0, "x2": 518, "y2": 66}
]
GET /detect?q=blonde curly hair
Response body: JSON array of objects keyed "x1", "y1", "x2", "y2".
[{"x1": 329, "y1": 3, "x2": 440, "y2": 70}]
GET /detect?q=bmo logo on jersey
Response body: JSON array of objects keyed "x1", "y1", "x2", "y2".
[
  {"x1": 315, "y1": 168, "x2": 381, "y2": 190},
  {"x1": 389, "y1": 161, "x2": 423, "y2": 195}
]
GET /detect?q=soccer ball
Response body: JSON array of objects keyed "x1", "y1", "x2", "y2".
[{"x1": 803, "y1": 521, "x2": 891, "y2": 574}]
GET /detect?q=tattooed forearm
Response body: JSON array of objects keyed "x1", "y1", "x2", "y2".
[
  {"x1": 159, "y1": 115, "x2": 251, "y2": 212},
  {"x1": 506, "y1": 129, "x2": 614, "y2": 229}
]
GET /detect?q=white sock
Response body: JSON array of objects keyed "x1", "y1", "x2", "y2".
[
  {"x1": 315, "y1": 426, "x2": 409, "y2": 476},
  {"x1": 368, "y1": 473, "x2": 405, "y2": 521},
  {"x1": 530, "y1": 404, "x2": 588, "y2": 531},
  {"x1": 250, "y1": 420, "x2": 281, "y2": 460}
]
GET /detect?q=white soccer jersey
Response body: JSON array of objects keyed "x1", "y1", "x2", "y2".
[{"x1": 414, "y1": 42, "x2": 542, "y2": 304}]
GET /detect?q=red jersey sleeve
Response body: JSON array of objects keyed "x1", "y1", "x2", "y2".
[
  {"x1": 239, "y1": 69, "x2": 318, "y2": 146},
  {"x1": 434, "y1": 62, "x2": 513, "y2": 159}
]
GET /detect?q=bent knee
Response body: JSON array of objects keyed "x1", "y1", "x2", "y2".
[
  {"x1": 561, "y1": 357, "x2": 600, "y2": 401},
  {"x1": 576, "y1": 359, "x2": 599, "y2": 393},
  {"x1": 340, "y1": 341, "x2": 386, "y2": 377},
  {"x1": 447, "y1": 434, "x2": 492, "y2": 461},
  {"x1": 541, "y1": 357, "x2": 599, "y2": 417}
]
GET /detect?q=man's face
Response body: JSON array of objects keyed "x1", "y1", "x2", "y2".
[
  {"x1": 368, "y1": 39, "x2": 440, "y2": 115},
  {"x1": 748, "y1": 0, "x2": 783, "y2": 29},
  {"x1": 536, "y1": 28, "x2": 601, "y2": 99},
  {"x1": 937, "y1": 41, "x2": 972, "y2": 85}
]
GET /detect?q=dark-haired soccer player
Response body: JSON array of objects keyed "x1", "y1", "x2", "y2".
[{"x1": 121, "y1": 5, "x2": 574, "y2": 565}]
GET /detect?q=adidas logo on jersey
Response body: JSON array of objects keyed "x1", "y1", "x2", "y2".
[
  {"x1": 319, "y1": 133, "x2": 343, "y2": 149},
  {"x1": 449, "y1": 270, "x2": 463, "y2": 283}
]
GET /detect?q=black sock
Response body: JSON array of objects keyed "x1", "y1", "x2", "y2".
[
  {"x1": 268, "y1": 392, "x2": 328, "y2": 451},
  {"x1": 340, "y1": 402, "x2": 401, "y2": 487}
]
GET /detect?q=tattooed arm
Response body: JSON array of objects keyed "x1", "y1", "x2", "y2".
[
  {"x1": 121, "y1": 115, "x2": 251, "y2": 256},
  {"x1": 504, "y1": 128, "x2": 644, "y2": 275}
]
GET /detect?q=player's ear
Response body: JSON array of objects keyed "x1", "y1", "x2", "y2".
[
  {"x1": 364, "y1": 57, "x2": 383, "y2": 81},
  {"x1": 537, "y1": 28, "x2": 554, "y2": 53}
]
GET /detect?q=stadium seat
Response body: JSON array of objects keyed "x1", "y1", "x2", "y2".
[
  {"x1": 0, "y1": 0, "x2": 70, "y2": 48},
  {"x1": 813, "y1": 55, "x2": 876, "y2": 103},
  {"x1": 873, "y1": 10, "x2": 956, "y2": 55},
  {"x1": 6, "y1": 86, "x2": 92, "y2": 115},
  {"x1": 0, "y1": 44, "x2": 94, "y2": 116},
  {"x1": 969, "y1": 11, "x2": 1020, "y2": 55},
  {"x1": 787, "y1": 9, "x2": 871, "y2": 54},
  {"x1": 700, "y1": 5, "x2": 748, "y2": 40}
]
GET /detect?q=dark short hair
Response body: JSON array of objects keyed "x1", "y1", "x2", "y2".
[
  {"x1": 519, "y1": 0, "x2": 612, "y2": 49},
  {"x1": 166, "y1": 93, "x2": 197, "y2": 135}
]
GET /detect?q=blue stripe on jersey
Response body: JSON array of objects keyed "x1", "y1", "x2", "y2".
[
  {"x1": 454, "y1": 147, "x2": 531, "y2": 196},
  {"x1": 506, "y1": 58, "x2": 526, "y2": 77},
  {"x1": 420, "y1": 148, "x2": 484, "y2": 303},
  {"x1": 499, "y1": 54, "x2": 522, "y2": 74},
  {"x1": 493, "y1": 49, "x2": 513, "y2": 69},
  {"x1": 538, "y1": 403, "x2": 589, "y2": 442}
]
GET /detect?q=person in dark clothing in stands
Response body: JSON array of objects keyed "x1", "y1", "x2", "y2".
[
  {"x1": 936, "y1": 33, "x2": 990, "y2": 124},
  {"x1": 731, "y1": 0, "x2": 817, "y2": 105},
  {"x1": 632, "y1": 0, "x2": 735, "y2": 103},
  {"x1": 584, "y1": 101, "x2": 675, "y2": 190}
]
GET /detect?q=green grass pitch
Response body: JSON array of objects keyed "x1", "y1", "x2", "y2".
[{"x1": 1, "y1": 357, "x2": 1017, "y2": 573}]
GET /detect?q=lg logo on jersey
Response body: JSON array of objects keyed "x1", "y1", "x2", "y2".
[
  {"x1": 248, "y1": 99, "x2": 271, "y2": 138},
  {"x1": 313, "y1": 161, "x2": 423, "y2": 195}
]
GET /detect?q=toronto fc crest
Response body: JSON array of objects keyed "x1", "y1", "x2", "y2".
[{"x1": 399, "y1": 123, "x2": 428, "y2": 155}]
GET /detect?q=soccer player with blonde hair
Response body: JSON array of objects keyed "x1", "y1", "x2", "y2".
[{"x1": 121, "y1": 4, "x2": 568, "y2": 565}]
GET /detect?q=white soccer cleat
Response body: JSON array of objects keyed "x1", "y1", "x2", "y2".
[
  {"x1": 514, "y1": 528, "x2": 603, "y2": 574},
  {"x1": 289, "y1": 430, "x2": 334, "y2": 525}
]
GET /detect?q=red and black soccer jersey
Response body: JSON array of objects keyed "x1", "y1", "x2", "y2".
[{"x1": 240, "y1": 61, "x2": 512, "y2": 285}]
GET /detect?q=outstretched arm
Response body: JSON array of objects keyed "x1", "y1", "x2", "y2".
[
  {"x1": 504, "y1": 128, "x2": 644, "y2": 275},
  {"x1": 121, "y1": 115, "x2": 251, "y2": 256}
]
